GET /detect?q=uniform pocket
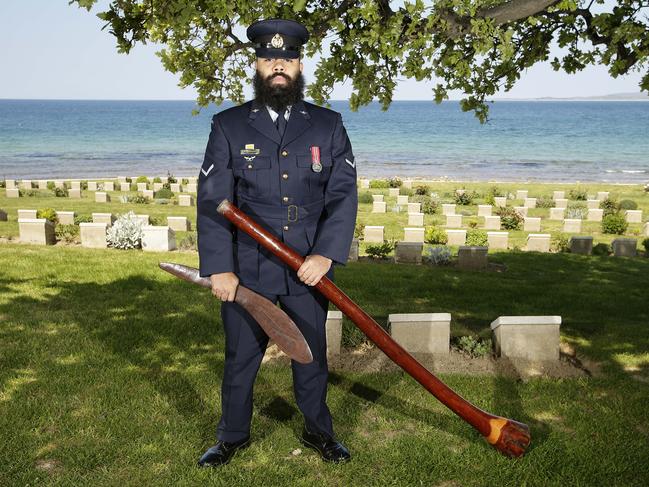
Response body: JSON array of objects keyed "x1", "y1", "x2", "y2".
[
  {"x1": 295, "y1": 154, "x2": 332, "y2": 192},
  {"x1": 232, "y1": 155, "x2": 272, "y2": 197}
]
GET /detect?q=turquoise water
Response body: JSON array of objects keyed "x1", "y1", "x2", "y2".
[{"x1": 1, "y1": 99, "x2": 648, "y2": 182}]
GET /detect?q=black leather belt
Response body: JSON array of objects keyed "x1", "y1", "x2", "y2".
[{"x1": 237, "y1": 197, "x2": 324, "y2": 224}]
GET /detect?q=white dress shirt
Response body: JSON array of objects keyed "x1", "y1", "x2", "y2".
[{"x1": 266, "y1": 105, "x2": 291, "y2": 123}]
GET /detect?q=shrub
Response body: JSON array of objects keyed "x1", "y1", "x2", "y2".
[
  {"x1": 592, "y1": 242, "x2": 612, "y2": 256},
  {"x1": 106, "y1": 211, "x2": 144, "y2": 249},
  {"x1": 127, "y1": 194, "x2": 151, "y2": 204},
  {"x1": 414, "y1": 185, "x2": 428, "y2": 195},
  {"x1": 453, "y1": 336, "x2": 493, "y2": 358},
  {"x1": 354, "y1": 222, "x2": 363, "y2": 239},
  {"x1": 602, "y1": 214, "x2": 628, "y2": 235},
  {"x1": 36, "y1": 208, "x2": 58, "y2": 224},
  {"x1": 454, "y1": 189, "x2": 478, "y2": 205},
  {"x1": 46, "y1": 181, "x2": 56, "y2": 191},
  {"x1": 485, "y1": 186, "x2": 504, "y2": 206},
  {"x1": 55, "y1": 224, "x2": 79, "y2": 243},
  {"x1": 166, "y1": 172, "x2": 177, "y2": 184},
  {"x1": 642, "y1": 238, "x2": 649, "y2": 254},
  {"x1": 181, "y1": 178, "x2": 189, "y2": 185},
  {"x1": 154, "y1": 187, "x2": 174, "y2": 199},
  {"x1": 358, "y1": 191, "x2": 373, "y2": 204},
  {"x1": 52, "y1": 187, "x2": 68, "y2": 197},
  {"x1": 599, "y1": 197, "x2": 620, "y2": 216},
  {"x1": 495, "y1": 206, "x2": 523, "y2": 230},
  {"x1": 24, "y1": 189, "x2": 38, "y2": 197},
  {"x1": 411, "y1": 195, "x2": 438, "y2": 214},
  {"x1": 149, "y1": 215, "x2": 163, "y2": 226},
  {"x1": 135, "y1": 176, "x2": 149, "y2": 184},
  {"x1": 619, "y1": 199, "x2": 638, "y2": 210},
  {"x1": 536, "y1": 196, "x2": 555, "y2": 208},
  {"x1": 466, "y1": 229, "x2": 488, "y2": 246},
  {"x1": 568, "y1": 187, "x2": 588, "y2": 200},
  {"x1": 81, "y1": 180, "x2": 88, "y2": 190},
  {"x1": 400, "y1": 187, "x2": 414, "y2": 197},
  {"x1": 0, "y1": 180, "x2": 5, "y2": 188},
  {"x1": 179, "y1": 232, "x2": 197, "y2": 251},
  {"x1": 369, "y1": 179, "x2": 389, "y2": 189},
  {"x1": 424, "y1": 226, "x2": 448, "y2": 245},
  {"x1": 74, "y1": 214, "x2": 93, "y2": 224},
  {"x1": 565, "y1": 202, "x2": 587, "y2": 219},
  {"x1": 551, "y1": 233, "x2": 570, "y2": 253},
  {"x1": 425, "y1": 245, "x2": 451, "y2": 265},
  {"x1": 153, "y1": 176, "x2": 162, "y2": 183},
  {"x1": 365, "y1": 240, "x2": 394, "y2": 259},
  {"x1": 387, "y1": 177, "x2": 402, "y2": 188}
]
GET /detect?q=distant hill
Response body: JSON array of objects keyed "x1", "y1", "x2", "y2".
[{"x1": 491, "y1": 92, "x2": 649, "y2": 101}]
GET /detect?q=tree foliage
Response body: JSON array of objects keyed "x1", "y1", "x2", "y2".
[{"x1": 71, "y1": 0, "x2": 649, "y2": 122}]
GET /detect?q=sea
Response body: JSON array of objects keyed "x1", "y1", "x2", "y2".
[{"x1": 1, "y1": 99, "x2": 648, "y2": 183}]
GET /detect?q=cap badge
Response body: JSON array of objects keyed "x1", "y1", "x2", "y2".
[{"x1": 271, "y1": 33, "x2": 284, "y2": 48}]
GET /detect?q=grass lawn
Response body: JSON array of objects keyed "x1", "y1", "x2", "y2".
[{"x1": 1, "y1": 243, "x2": 649, "y2": 485}]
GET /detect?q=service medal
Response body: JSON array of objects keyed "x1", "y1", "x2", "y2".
[{"x1": 310, "y1": 146, "x2": 322, "y2": 173}]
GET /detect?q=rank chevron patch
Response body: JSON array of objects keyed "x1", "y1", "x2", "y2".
[
  {"x1": 345, "y1": 157, "x2": 356, "y2": 168},
  {"x1": 201, "y1": 163, "x2": 214, "y2": 177}
]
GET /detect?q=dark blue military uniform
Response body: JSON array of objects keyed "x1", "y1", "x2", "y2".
[{"x1": 196, "y1": 95, "x2": 358, "y2": 441}]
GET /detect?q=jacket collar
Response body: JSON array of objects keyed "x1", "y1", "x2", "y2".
[{"x1": 248, "y1": 98, "x2": 311, "y2": 146}]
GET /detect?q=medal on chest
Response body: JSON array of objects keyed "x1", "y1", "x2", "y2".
[{"x1": 310, "y1": 146, "x2": 322, "y2": 173}]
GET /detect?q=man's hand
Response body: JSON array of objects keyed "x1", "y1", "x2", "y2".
[
  {"x1": 210, "y1": 272, "x2": 239, "y2": 302},
  {"x1": 297, "y1": 254, "x2": 332, "y2": 286}
]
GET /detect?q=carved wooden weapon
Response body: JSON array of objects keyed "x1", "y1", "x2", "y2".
[{"x1": 216, "y1": 199, "x2": 531, "y2": 457}]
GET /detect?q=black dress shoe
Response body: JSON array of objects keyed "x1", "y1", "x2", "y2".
[
  {"x1": 301, "y1": 427, "x2": 351, "y2": 463},
  {"x1": 197, "y1": 436, "x2": 251, "y2": 467}
]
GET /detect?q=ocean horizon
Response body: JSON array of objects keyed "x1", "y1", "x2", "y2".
[{"x1": 1, "y1": 99, "x2": 648, "y2": 183}]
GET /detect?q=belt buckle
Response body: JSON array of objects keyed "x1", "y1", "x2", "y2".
[{"x1": 287, "y1": 204, "x2": 298, "y2": 222}]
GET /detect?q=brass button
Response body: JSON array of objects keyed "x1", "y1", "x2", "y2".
[
  {"x1": 247, "y1": 164, "x2": 253, "y2": 169},
  {"x1": 283, "y1": 225, "x2": 289, "y2": 231},
  {"x1": 282, "y1": 173, "x2": 288, "y2": 179},
  {"x1": 282, "y1": 196, "x2": 289, "y2": 202},
  {"x1": 281, "y1": 150, "x2": 288, "y2": 157}
]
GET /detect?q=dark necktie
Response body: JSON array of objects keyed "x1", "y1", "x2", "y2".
[{"x1": 275, "y1": 108, "x2": 287, "y2": 138}]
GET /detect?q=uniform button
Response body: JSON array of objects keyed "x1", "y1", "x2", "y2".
[
  {"x1": 282, "y1": 196, "x2": 289, "y2": 202},
  {"x1": 247, "y1": 164, "x2": 253, "y2": 169},
  {"x1": 281, "y1": 150, "x2": 288, "y2": 157},
  {"x1": 283, "y1": 225, "x2": 289, "y2": 231},
  {"x1": 282, "y1": 173, "x2": 288, "y2": 179}
]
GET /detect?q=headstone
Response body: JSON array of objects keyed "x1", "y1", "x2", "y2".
[
  {"x1": 6, "y1": 188, "x2": 19, "y2": 198},
  {"x1": 364, "y1": 226, "x2": 384, "y2": 243},
  {"x1": 185, "y1": 183, "x2": 197, "y2": 193},
  {"x1": 526, "y1": 233, "x2": 551, "y2": 252},
  {"x1": 403, "y1": 227, "x2": 425, "y2": 243},
  {"x1": 88, "y1": 181, "x2": 98, "y2": 191},
  {"x1": 167, "y1": 216, "x2": 190, "y2": 231},
  {"x1": 477, "y1": 205, "x2": 492, "y2": 217},
  {"x1": 17, "y1": 209, "x2": 37, "y2": 219},
  {"x1": 95, "y1": 192, "x2": 110, "y2": 203},
  {"x1": 153, "y1": 182, "x2": 164, "y2": 191},
  {"x1": 18, "y1": 218, "x2": 56, "y2": 245},
  {"x1": 645, "y1": 222, "x2": 649, "y2": 237},
  {"x1": 5, "y1": 179, "x2": 16, "y2": 189},
  {"x1": 348, "y1": 238, "x2": 359, "y2": 262},
  {"x1": 69, "y1": 189, "x2": 81, "y2": 198},
  {"x1": 563, "y1": 219, "x2": 581, "y2": 233},
  {"x1": 585, "y1": 208, "x2": 602, "y2": 221},
  {"x1": 524, "y1": 197, "x2": 537, "y2": 208},
  {"x1": 569, "y1": 236, "x2": 593, "y2": 255},
  {"x1": 142, "y1": 226, "x2": 177, "y2": 252},
  {"x1": 587, "y1": 199, "x2": 599, "y2": 209},
  {"x1": 491, "y1": 316, "x2": 561, "y2": 361},
  {"x1": 458, "y1": 246, "x2": 488, "y2": 270},
  {"x1": 92, "y1": 213, "x2": 114, "y2": 226},
  {"x1": 388, "y1": 313, "x2": 451, "y2": 354},
  {"x1": 80, "y1": 223, "x2": 108, "y2": 248},
  {"x1": 371, "y1": 194, "x2": 384, "y2": 202},
  {"x1": 408, "y1": 212, "x2": 424, "y2": 226},
  {"x1": 70, "y1": 181, "x2": 81, "y2": 190},
  {"x1": 514, "y1": 206, "x2": 528, "y2": 217},
  {"x1": 37, "y1": 180, "x2": 48, "y2": 189},
  {"x1": 170, "y1": 183, "x2": 181, "y2": 192},
  {"x1": 388, "y1": 188, "x2": 399, "y2": 197},
  {"x1": 487, "y1": 231, "x2": 508, "y2": 249},
  {"x1": 523, "y1": 217, "x2": 541, "y2": 232},
  {"x1": 137, "y1": 182, "x2": 148, "y2": 192},
  {"x1": 402, "y1": 180, "x2": 412, "y2": 189},
  {"x1": 20, "y1": 180, "x2": 32, "y2": 189},
  {"x1": 396, "y1": 195, "x2": 409, "y2": 206},
  {"x1": 187, "y1": 176, "x2": 198, "y2": 184},
  {"x1": 612, "y1": 238, "x2": 637, "y2": 257},
  {"x1": 445, "y1": 214, "x2": 462, "y2": 228},
  {"x1": 554, "y1": 198, "x2": 568, "y2": 208},
  {"x1": 54, "y1": 180, "x2": 65, "y2": 189},
  {"x1": 549, "y1": 207, "x2": 565, "y2": 220},
  {"x1": 117, "y1": 176, "x2": 128, "y2": 183},
  {"x1": 134, "y1": 214, "x2": 150, "y2": 225},
  {"x1": 143, "y1": 189, "x2": 154, "y2": 199},
  {"x1": 325, "y1": 310, "x2": 343, "y2": 357},
  {"x1": 395, "y1": 242, "x2": 423, "y2": 264},
  {"x1": 372, "y1": 201, "x2": 386, "y2": 213},
  {"x1": 494, "y1": 197, "x2": 507, "y2": 207},
  {"x1": 516, "y1": 190, "x2": 528, "y2": 200},
  {"x1": 483, "y1": 215, "x2": 501, "y2": 230},
  {"x1": 442, "y1": 204, "x2": 456, "y2": 216},
  {"x1": 407, "y1": 202, "x2": 421, "y2": 214},
  {"x1": 553, "y1": 190, "x2": 565, "y2": 200},
  {"x1": 596, "y1": 191, "x2": 609, "y2": 201},
  {"x1": 103, "y1": 181, "x2": 114, "y2": 192},
  {"x1": 360, "y1": 179, "x2": 370, "y2": 189},
  {"x1": 446, "y1": 229, "x2": 466, "y2": 246},
  {"x1": 178, "y1": 194, "x2": 194, "y2": 207},
  {"x1": 119, "y1": 182, "x2": 130, "y2": 191},
  {"x1": 56, "y1": 211, "x2": 75, "y2": 225},
  {"x1": 625, "y1": 210, "x2": 642, "y2": 223}
]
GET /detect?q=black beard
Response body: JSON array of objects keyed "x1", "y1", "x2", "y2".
[{"x1": 253, "y1": 70, "x2": 305, "y2": 113}]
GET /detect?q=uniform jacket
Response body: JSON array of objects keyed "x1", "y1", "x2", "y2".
[{"x1": 197, "y1": 98, "x2": 358, "y2": 295}]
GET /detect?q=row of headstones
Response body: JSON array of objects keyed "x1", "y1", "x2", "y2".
[
  {"x1": 324, "y1": 311, "x2": 562, "y2": 362},
  {"x1": 90, "y1": 193, "x2": 195, "y2": 206},
  {"x1": 360, "y1": 226, "x2": 644, "y2": 257},
  {"x1": 15, "y1": 210, "x2": 191, "y2": 250},
  {"x1": 4, "y1": 178, "x2": 198, "y2": 198}
]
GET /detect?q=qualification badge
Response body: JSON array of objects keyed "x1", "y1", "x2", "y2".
[{"x1": 310, "y1": 146, "x2": 322, "y2": 173}]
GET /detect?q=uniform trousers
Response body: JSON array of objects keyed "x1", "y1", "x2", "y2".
[{"x1": 216, "y1": 285, "x2": 334, "y2": 442}]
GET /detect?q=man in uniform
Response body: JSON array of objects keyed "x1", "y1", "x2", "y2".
[{"x1": 196, "y1": 18, "x2": 358, "y2": 467}]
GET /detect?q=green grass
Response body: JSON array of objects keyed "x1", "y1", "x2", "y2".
[{"x1": 1, "y1": 243, "x2": 649, "y2": 485}]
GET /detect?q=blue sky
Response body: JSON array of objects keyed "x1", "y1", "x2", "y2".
[{"x1": 0, "y1": 0, "x2": 644, "y2": 101}]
